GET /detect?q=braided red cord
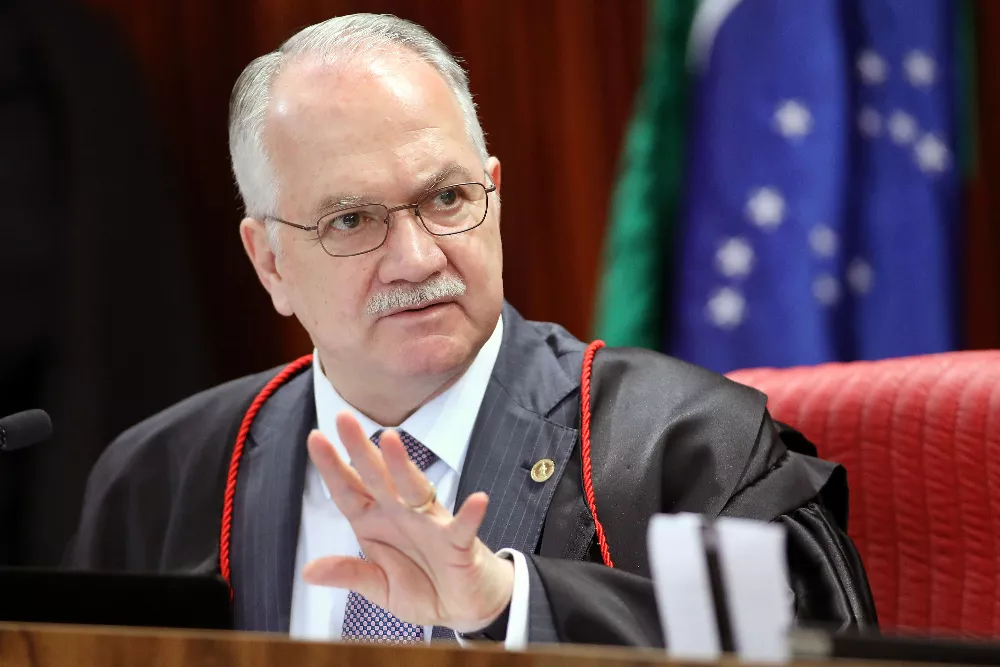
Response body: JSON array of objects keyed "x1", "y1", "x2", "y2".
[
  {"x1": 219, "y1": 354, "x2": 314, "y2": 595},
  {"x1": 581, "y1": 339, "x2": 613, "y2": 568}
]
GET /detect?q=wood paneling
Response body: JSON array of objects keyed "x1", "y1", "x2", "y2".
[
  {"x1": 80, "y1": 0, "x2": 646, "y2": 374},
  {"x1": 967, "y1": 0, "x2": 1000, "y2": 349}
]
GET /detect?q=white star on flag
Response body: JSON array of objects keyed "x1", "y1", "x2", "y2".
[
  {"x1": 809, "y1": 225, "x2": 839, "y2": 258},
  {"x1": 904, "y1": 50, "x2": 937, "y2": 88},
  {"x1": 914, "y1": 133, "x2": 950, "y2": 173},
  {"x1": 745, "y1": 188, "x2": 786, "y2": 231},
  {"x1": 888, "y1": 110, "x2": 918, "y2": 145},
  {"x1": 847, "y1": 258, "x2": 875, "y2": 295},
  {"x1": 715, "y1": 237, "x2": 755, "y2": 278},
  {"x1": 705, "y1": 287, "x2": 746, "y2": 330},
  {"x1": 857, "y1": 107, "x2": 882, "y2": 138},
  {"x1": 773, "y1": 100, "x2": 813, "y2": 139},
  {"x1": 857, "y1": 50, "x2": 888, "y2": 85},
  {"x1": 812, "y1": 274, "x2": 841, "y2": 306}
]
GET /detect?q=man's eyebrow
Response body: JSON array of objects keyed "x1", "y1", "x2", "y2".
[
  {"x1": 312, "y1": 193, "x2": 375, "y2": 216},
  {"x1": 311, "y1": 163, "x2": 477, "y2": 217},
  {"x1": 419, "y1": 163, "x2": 475, "y2": 192}
]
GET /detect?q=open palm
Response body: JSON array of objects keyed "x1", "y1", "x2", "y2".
[{"x1": 302, "y1": 411, "x2": 513, "y2": 633}]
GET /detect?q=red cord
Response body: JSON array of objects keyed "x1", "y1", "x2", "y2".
[
  {"x1": 219, "y1": 354, "x2": 314, "y2": 596},
  {"x1": 581, "y1": 339, "x2": 614, "y2": 568}
]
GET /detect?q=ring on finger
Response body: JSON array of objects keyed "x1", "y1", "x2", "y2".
[{"x1": 410, "y1": 482, "x2": 437, "y2": 513}]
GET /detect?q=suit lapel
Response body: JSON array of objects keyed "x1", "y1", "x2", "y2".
[
  {"x1": 456, "y1": 379, "x2": 579, "y2": 554},
  {"x1": 230, "y1": 367, "x2": 314, "y2": 633},
  {"x1": 432, "y1": 308, "x2": 583, "y2": 642},
  {"x1": 456, "y1": 304, "x2": 584, "y2": 555}
]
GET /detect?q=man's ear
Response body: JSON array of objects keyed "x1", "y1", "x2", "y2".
[
  {"x1": 486, "y1": 156, "x2": 502, "y2": 196},
  {"x1": 239, "y1": 218, "x2": 295, "y2": 316}
]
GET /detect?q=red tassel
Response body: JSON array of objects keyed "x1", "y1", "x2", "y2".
[
  {"x1": 219, "y1": 354, "x2": 313, "y2": 597},
  {"x1": 581, "y1": 340, "x2": 614, "y2": 568}
]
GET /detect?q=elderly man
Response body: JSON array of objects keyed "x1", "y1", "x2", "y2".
[{"x1": 67, "y1": 13, "x2": 876, "y2": 647}]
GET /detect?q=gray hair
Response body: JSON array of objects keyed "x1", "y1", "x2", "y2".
[{"x1": 228, "y1": 13, "x2": 489, "y2": 234}]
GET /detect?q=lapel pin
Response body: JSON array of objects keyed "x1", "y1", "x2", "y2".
[{"x1": 531, "y1": 458, "x2": 555, "y2": 483}]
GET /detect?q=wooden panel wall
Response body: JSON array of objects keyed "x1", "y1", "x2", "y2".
[
  {"x1": 80, "y1": 0, "x2": 646, "y2": 378},
  {"x1": 967, "y1": 0, "x2": 1000, "y2": 350}
]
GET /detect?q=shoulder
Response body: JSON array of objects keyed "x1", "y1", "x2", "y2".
[
  {"x1": 591, "y1": 345, "x2": 766, "y2": 415},
  {"x1": 67, "y1": 363, "x2": 305, "y2": 570},
  {"x1": 494, "y1": 305, "x2": 589, "y2": 418},
  {"x1": 588, "y1": 345, "x2": 768, "y2": 462},
  {"x1": 87, "y1": 364, "x2": 292, "y2": 491},
  {"x1": 520, "y1": 317, "x2": 589, "y2": 373},
  {"x1": 587, "y1": 346, "x2": 773, "y2": 514}
]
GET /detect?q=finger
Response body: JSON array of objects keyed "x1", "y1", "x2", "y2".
[
  {"x1": 336, "y1": 411, "x2": 397, "y2": 500},
  {"x1": 306, "y1": 429, "x2": 371, "y2": 518},
  {"x1": 302, "y1": 555, "x2": 388, "y2": 606},
  {"x1": 379, "y1": 429, "x2": 438, "y2": 510},
  {"x1": 449, "y1": 491, "x2": 489, "y2": 550}
]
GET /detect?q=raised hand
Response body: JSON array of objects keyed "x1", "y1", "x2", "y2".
[{"x1": 301, "y1": 410, "x2": 514, "y2": 633}]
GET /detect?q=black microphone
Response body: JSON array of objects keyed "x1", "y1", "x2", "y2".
[{"x1": 0, "y1": 410, "x2": 52, "y2": 452}]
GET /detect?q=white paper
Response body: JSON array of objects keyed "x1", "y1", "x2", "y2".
[
  {"x1": 714, "y1": 518, "x2": 792, "y2": 663},
  {"x1": 647, "y1": 513, "x2": 721, "y2": 661}
]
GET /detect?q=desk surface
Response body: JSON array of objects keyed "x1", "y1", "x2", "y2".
[
  {"x1": 0, "y1": 622, "x2": 910, "y2": 667},
  {"x1": 0, "y1": 622, "x2": 674, "y2": 667}
]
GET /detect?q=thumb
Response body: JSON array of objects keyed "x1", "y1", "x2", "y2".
[{"x1": 303, "y1": 555, "x2": 388, "y2": 606}]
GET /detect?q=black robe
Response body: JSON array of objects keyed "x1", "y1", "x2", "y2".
[{"x1": 65, "y1": 303, "x2": 877, "y2": 646}]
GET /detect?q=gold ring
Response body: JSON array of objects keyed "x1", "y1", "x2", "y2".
[{"x1": 411, "y1": 482, "x2": 437, "y2": 513}]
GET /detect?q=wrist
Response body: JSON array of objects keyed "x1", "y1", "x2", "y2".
[
  {"x1": 464, "y1": 601, "x2": 511, "y2": 641},
  {"x1": 461, "y1": 556, "x2": 514, "y2": 638},
  {"x1": 464, "y1": 554, "x2": 515, "y2": 633}
]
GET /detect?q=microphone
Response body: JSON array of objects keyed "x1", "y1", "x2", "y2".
[{"x1": 0, "y1": 410, "x2": 52, "y2": 452}]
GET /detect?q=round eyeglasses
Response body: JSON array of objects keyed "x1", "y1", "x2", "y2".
[{"x1": 267, "y1": 178, "x2": 497, "y2": 257}]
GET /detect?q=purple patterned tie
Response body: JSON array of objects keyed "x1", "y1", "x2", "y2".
[{"x1": 341, "y1": 429, "x2": 437, "y2": 644}]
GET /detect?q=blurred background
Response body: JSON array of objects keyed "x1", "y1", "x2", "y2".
[{"x1": 0, "y1": 0, "x2": 997, "y2": 568}]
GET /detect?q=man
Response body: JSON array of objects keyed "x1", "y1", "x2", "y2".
[{"x1": 67, "y1": 13, "x2": 877, "y2": 647}]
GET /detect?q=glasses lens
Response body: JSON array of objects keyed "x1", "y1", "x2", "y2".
[
  {"x1": 417, "y1": 184, "x2": 488, "y2": 235},
  {"x1": 317, "y1": 205, "x2": 388, "y2": 256}
]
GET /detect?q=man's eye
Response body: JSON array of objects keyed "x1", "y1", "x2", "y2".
[
  {"x1": 331, "y1": 212, "x2": 363, "y2": 231},
  {"x1": 434, "y1": 188, "x2": 460, "y2": 207}
]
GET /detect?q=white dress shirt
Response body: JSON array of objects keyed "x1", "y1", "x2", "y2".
[{"x1": 289, "y1": 315, "x2": 531, "y2": 647}]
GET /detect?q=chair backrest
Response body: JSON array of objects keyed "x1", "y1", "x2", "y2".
[{"x1": 727, "y1": 351, "x2": 1000, "y2": 638}]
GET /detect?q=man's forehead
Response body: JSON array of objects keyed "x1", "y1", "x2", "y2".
[
  {"x1": 264, "y1": 51, "x2": 477, "y2": 213},
  {"x1": 269, "y1": 51, "x2": 456, "y2": 124},
  {"x1": 265, "y1": 51, "x2": 470, "y2": 167}
]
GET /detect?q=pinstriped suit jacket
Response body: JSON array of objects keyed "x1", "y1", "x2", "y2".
[
  {"x1": 65, "y1": 301, "x2": 876, "y2": 645},
  {"x1": 227, "y1": 302, "x2": 585, "y2": 641}
]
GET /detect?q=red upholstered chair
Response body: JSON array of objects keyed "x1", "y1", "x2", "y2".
[{"x1": 727, "y1": 352, "x2": 1000, "y2": 638}]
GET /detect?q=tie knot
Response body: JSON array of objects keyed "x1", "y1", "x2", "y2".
[{"x1": 370, "y1": 429, "x2": 436, "y2": 471}]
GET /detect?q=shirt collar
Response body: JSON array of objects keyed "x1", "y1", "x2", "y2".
[{"x1": 312, "y1": 314, "x2": 504, "y2": 492}]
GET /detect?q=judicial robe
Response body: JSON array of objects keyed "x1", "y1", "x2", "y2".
[{"x1": 65, "y1": 302, "x2": 877, "y2": 645}]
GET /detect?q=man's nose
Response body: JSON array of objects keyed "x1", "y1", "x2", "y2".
[{"x1": 376, "y1": 209, "x2": 448, "y2": 285}]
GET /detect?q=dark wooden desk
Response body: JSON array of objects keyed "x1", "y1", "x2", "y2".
[{"x1": 0, "y1": 623, "x2": 682, "y2": 667}]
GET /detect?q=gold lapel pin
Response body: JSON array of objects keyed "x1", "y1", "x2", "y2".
[{"x1": 531, "y1": 458, "x2": 555, "y2": 483}]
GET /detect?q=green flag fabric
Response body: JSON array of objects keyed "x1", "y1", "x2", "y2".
[{"x1": 592, "y1": 0, "x2": 697, "y2": 348}]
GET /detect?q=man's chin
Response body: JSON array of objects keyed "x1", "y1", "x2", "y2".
[{"x1": 386, "y1": 336, "x2": 475, "y2": 379}]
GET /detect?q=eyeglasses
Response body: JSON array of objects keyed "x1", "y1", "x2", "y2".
[{"x1": 266, "y1": 175, "x2": 497, "y2": 258}]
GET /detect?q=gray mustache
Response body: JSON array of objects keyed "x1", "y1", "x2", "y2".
[{"x1": 365, "y1": 274, "x2": 467, "y2": 316}]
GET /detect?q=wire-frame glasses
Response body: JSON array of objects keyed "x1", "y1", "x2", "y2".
[{"x1": 267, "y1": 176, "x2": 497, "y2": 257}]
